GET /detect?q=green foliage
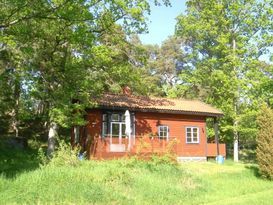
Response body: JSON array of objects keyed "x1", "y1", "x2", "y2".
[
  {"x1": 149, "y1": 154, "x2": 178, "y2": 166},
  {"x1": 49, "y1": 141, "x2": 81, "y2": 167},
  {"x1": 256, "y1": 104, "x2": 273, "y2": 180},
  {"x1": 0, "y1": 0, "x2": 171, "y2": 139},
  {"x1": 141, "y1": 36, "x2": 186, "y2": 96},
  {"x1": 174, "y1": 0, "x2": 273, "y2": 158},
  {"x1": 39, "y1": 140, "x2": 81, "y2": 167}
]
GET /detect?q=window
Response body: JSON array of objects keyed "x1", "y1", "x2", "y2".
[
  {"x1": 186, "y1": 127, "x2": 199, "y2": 143},
  {"x1": 111, "y1": 113, "x2": 120, "y2": 121},
  {"x1": 102, "y1": 112, "x2": 135, "y2": 137},
  {"x1": 111, "y1": 122, "x2": 126, "y2": 138},
  {"x1": 158, "y1": 125, "x2": 169, "y2": 140},
  {"x1": 102, "y1": 114, "x2": 108, "y2": 137}
]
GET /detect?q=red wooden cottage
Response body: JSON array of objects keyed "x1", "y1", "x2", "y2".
[{"x1": 71, "y1": 93, "x2": 225, "y2": 161}]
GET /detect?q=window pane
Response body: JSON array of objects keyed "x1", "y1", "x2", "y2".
[
  {"x1": 159, "y1": 126, "x2": 168, "y2": 138},
  {"x1": 102, "y1": 122, "x2": 107, "y2": 136},
  {"x1": 121, "y1": 123, "x2": 126, "y2": 137},
  {"x1": 102, "y1": 114, "x2": 107, "y2": 121},
  {"x1": 112, "y1": 123, "x2": 119, "y2": 137},
  {"x1": 121, "y1": 114, "x2": 125, "y2": 122},
  {"x1": 112, "y1": 114, "x2": 119, "y2": 121},
  {"x1": 160, "y1": 131, "x2": 166, "y2": 138},
  {"x1": 186, "y1": 128, "x2": 191, "y2": 133},
  {"x1": 193, "y1": 128, "x2": 198, "y2": 133},
  {"x1": 187, "y1": 137, "x2": 192, "y2": 143},
  {"x1": 193, "y1": 132, "x2": 198, "y2": 138}
]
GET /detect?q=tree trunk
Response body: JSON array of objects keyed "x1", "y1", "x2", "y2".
[
  {"x1": 233, "y1": 108, "x2": 239, "y2": 162},
  {"x1": 232, "y1": 37, "x2": 239, "y2": 162},
  {"x1": 11, "y1": 75, "x2": 20, "y2": 137},
  {"x1": 47, "y1": 122, "x2": 58, "y2": 157},
  {"x1": 233, "y1": 131, "x2": 239, "y2": 162}
]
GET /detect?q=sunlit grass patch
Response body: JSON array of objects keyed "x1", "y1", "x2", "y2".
[{"x1": 0, "y1": 145, "x2": 272, "y2": 205}]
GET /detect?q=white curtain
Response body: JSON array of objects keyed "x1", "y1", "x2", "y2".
[{"x1": 125, "y1": 110, "x2": 132, "y2": 149}]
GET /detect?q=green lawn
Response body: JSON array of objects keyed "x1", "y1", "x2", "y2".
[{"x1": 0, "y1": 146, "x2": 272, "y2": 205}]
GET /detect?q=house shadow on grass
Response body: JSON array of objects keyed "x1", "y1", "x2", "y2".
[{"x1": 0, "y1": 144, "x2": 41, "y2": 178}]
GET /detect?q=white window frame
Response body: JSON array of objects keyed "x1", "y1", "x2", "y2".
[
  {"x1": 110, "y1": 122, "x2": 126, "y2": 144},
  {"x1": 158, "y1": 125, "x2": 169, "y2": 140},
  {"x1": 102, "y1": 122, "x2": 107, "y2": 137},
  {"x1": 185, "y1": 127, "x2": 200, "y2": 144},
  {"x1": 102, "y1": 113, "x2": 126, "y2": 137},
  {"x1": 102, "y1": 114, "x2": 108, "y2": 137}
]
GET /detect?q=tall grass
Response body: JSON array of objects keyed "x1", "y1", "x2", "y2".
[{"x1": 0, "y1": 141, "x2": 273, "y2": 205}]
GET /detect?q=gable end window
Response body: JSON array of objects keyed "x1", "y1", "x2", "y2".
[
  {"x1": 186, "y1": 127, "x2": 199, "y2": 143},
  {"x1": 158, "y1": 125, "x2": 169, "y2": 140}
]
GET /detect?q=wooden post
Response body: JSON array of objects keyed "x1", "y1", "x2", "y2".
[{"x1": 214, "y1": 117, "x2": 220, "y2": 156}]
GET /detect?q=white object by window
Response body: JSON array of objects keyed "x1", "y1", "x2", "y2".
[
  {"x1": 186, "y1": 127, "x2": 199, "y2": 143},
  {"x1": 158, "y1": 125, "x2": 169, "y2": 140}
]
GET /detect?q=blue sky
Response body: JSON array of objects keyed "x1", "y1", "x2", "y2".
[{"x1": 139, "y1": 0, "x2": 186, "y2": 45}]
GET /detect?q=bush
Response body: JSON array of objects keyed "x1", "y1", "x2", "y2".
[
  {"x1": 256, "y1": 105, "x2": 273, "y2": 180},
  {"x1": 39, "y1": 140, "x2": 81, "y2": 167}
]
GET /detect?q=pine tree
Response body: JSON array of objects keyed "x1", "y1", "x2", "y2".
[{"x1": 256, "y1": 105, "x2": 273, "y2": 180}]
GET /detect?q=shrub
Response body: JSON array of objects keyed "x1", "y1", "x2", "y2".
[
  {"x1": 256, "y1": 105, "x2": 273, "y2": 180},
  {"x1": 150, "y1": 153, "x2": 178, "y2": 166},
  {"x1": 39, "y1": 140, "x2": 81, "y2": 167}
]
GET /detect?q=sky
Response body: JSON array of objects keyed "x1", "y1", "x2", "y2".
[{"x1": 139, "y1": 0, "x2": 186, "y2": 45}]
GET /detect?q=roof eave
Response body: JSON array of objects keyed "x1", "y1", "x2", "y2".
[{"x1": 97, "y1": 105, "x2": 224, "y2": 118}]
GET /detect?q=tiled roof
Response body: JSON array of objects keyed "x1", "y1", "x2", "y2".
[{"x1": 96, "y1": 94, "x2": 223, "y2": 117}]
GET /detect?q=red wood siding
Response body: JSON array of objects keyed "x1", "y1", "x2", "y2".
[
  {"x1": 80, "y1": 109, "x2": 225, "y2": 160},
  {"x1": 135, "y1": 112, "x2": 207, "y2": 157},
  {"x1": 86, "y1": 109, "x2": 102, "y2": 138},
  {"x1": 207, "y1": 143, "x2": 226, "y2": 157}
]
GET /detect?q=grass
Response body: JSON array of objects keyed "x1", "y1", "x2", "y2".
[
  {"x1": 0, "y1": 140, "x2": 40, "y2": 178},
  {"x1": 0, "y1": 144, "x2": 272, "y2": 205}
]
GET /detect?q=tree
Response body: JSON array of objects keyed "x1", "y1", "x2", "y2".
[
  {"x1": 0, "y1": 0, "x2": 171, "y2": 155},
  {"x1": 256, "y1": 104, "x2": 273, "y2": 180},
  {"x1": 142, "y1": 36, "x2": 186, "y2": 96},
  {"x1": 175, "y1": 0, "x2": 273, "y2": 161}
]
